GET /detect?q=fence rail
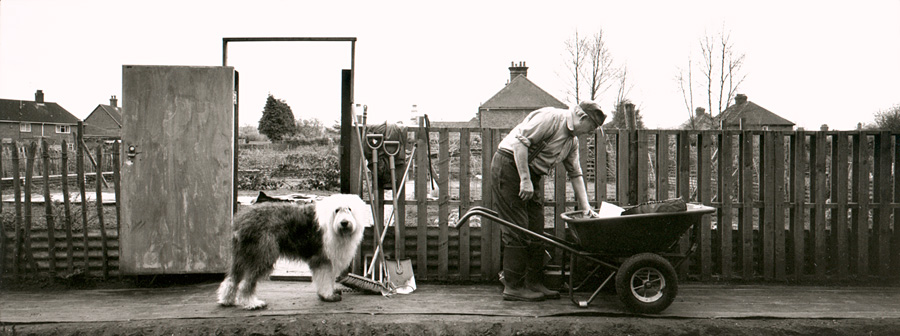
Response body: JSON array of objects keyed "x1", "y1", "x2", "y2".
[{"x1": 350, "y1": 125, "x2": 900, "y2": 283}]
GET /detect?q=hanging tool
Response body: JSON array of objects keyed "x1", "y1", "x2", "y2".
[{"x1": 365, "y1": 133, "x2": 386, "y2": 282}]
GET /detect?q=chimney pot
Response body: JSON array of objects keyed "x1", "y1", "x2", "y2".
[
  {"x1": 110, "y1": 95, "x2": 118, "y2": 107},
  {"x1": 508, "y1": 61, "x2": 529, "y2": 82},
  {"x1": 35, "y1": 90, "x2": 44, "y2": 103}
]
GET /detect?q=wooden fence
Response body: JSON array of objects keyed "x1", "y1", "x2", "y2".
[
  {"x1": 351, "y1": 126, "x2": 900, "y2": 283},
  {"x1": 1, "y1": 123, "x2": 121, "y2": 280}
]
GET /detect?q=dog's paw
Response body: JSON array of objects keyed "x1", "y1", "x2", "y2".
[
  {"x1": 242, "y1": 298, "x2": 268, "y2": 310},
  {"x1": 318, "y1": 291, "x2": 342, "y2": 302}
]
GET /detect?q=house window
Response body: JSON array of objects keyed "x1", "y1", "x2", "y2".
[
  {"x1": 20, "y1": 123, "x2": 32, "y2": 132},
  {"x1": 57, "y1": 125, "x2": 71, "y2": 134},
  {"x1": 67, "y1": 142, "x2": 75, "y2": 152}
]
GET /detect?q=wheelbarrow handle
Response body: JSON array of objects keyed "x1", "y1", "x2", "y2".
[{"x1": 455, "y1": 208, "x2": 609, "y2": 266}]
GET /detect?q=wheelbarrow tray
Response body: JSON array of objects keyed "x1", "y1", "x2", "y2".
[{"x1": 561, "y1": 203, "x2": 716, "y2": 255}]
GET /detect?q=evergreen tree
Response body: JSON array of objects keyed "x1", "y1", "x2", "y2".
[
  {"x1": 258, "y1": 94, "x2": 297, "y2": 141},
  {"x1": 602, "y1": 100, "x2": 645, "y2": 129}
]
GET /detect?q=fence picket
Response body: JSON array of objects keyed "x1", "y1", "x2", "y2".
[
  {"x1": 718, "y1": 131, "x2": 734, "y2": 279},
  {"x1": 697, "y1": 132, "x2": 712, "y2": 281},
  {"x1": 773, "y1": 132, "x2": 786, "y2": 281},
  {"x1": 812, "y1": 132, "x2": 827, "y2": 278},
  {"x1": 438, "y1": 129, "x2": 450, "y2": 278},
  {"x1": 740, "y1": 131, "x2": 754, "y2": 280},
  {"x1": 458, "y1": 129, "x2": 471, "y2": 279},
  {"x1": 833, "y1": 132, "x2": 849, "y2": 279},
  {"x1": 24, "y1": 142, "x2": 38, "y2": 273},
  {"x1": 854, "y1": 132, "x2": 869, "y2": 277},
  {"x1": 62, "y1": 140, "x2": 74, "y2": 273},
  {"x1": 792, "y1": 131, "x2": 807, "y2": 279},
  {"x1": 676, "y1": 131, "x2": 691, "y2": 277},
  {"x1": 95, "y1": 145, "x2": 108, "y2": 279},
  {"x1": 41, "y1": 140, "x2": 56, "y2": 276},
  {"x1": 875, "y1": 132, "x2": 892, "y2": 277},
  {"x1": 761, "y1": 132, "x2": 774, "y2": 280}
]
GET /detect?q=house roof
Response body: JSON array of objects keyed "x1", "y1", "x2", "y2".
[
  {"x1": 717, "y1": 100, "x2": 794, "y2": 127},
  {"x1": 86, "y1": 104, "x2": 123, "y2": 127},
  {"x1": 0, "y1": 98, "x2": 80, "y2": 124},
  {"x1": 680, "y1": 111, "x2": 718, "y2": 130},
  {"x1": 479, "y1": 75, "x2": 568, "y2": 110}
]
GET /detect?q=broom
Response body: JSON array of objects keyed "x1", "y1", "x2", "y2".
[
  {"x1": 338, "y1": 107, "x2": 388, "y2": 295},
  {"x1": 338, "y1": 273, "x2": 388, "y2": 294}
]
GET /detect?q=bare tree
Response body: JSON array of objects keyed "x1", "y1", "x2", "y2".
[
  {"x1": 614, "y1": 66, "x2": 633, "y2": 110},
  {"x1": 675, "y1": 56, "x2": 697, "y2": 129},
  {"x1": 562, "y1": 30, "x2": 588, "y2": 104},
  {"x1": 676, "y1": 26, "x2": 747, "y2": 128},
  {"x1": 585, "y1": 30, "x2": 618, "y2": 100},
  {"x1": 562, "y1": 29, "x2": 621, "y2": 105}
]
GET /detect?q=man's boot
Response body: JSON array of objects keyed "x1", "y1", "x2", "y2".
[
  {"x1": 501, "y1": 246, "x2": 544, "y2": 301},
  {"x1": 525, "y1": 245, "x2": 560, "y2": 300}
]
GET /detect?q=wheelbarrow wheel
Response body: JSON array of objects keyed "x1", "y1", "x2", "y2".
[{"x1": 615, "y1": 253, "x2": 678, "y2": 314}]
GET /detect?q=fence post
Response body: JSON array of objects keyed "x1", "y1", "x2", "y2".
[
  {"x1": 773, "y1": 131, "x2": 786, "y2": 281},
  {"x1": 24, "y1": 142, "x2": 38, "y2": 274},
  {"x1": 853, "y1": 132, "x2": 870, "y2": 277},
  {"x1": 874, "y1": 131, "x2": 893, "y2": 277},
  {"x1": 0, "y1": 142, "x2": 4, "y2": 277},
  {"x1": 11, "y1": 141, "x2": 22, "y2": 278},
  {"x1": 437, "y1": 128, "x2": 450, "y2": 279},
  {"x1": 718, "y1": 130, "x2": 734, "y2": 280},
  {"x1": 832, "y1": 132, "x2": 849, "y2": 280},
  {"x1": 739, "y1": 131, "x2": 754, "y2": 281},
  {"x1": 697, "y1": 131, "x2": 712, "y2": 281},
  {"x1": 416, "y1": 117, "x2": 429, "y2": 280},
  {"x1": 41, "y1": 140, "x2": 56, "y2": 276},
  {"x1": 792, "y1": 130, "x2": 807, "y2": 280},
  {"x1": 458, "y1": 128, "x2": 471, "y2": 279},
  {"x1": 77, "y1": 122, "x2": 90, "y2": 272},
  {"x1": 62, "y1": 140, "x2": 74, "y2": 273},
  {"x1": 95, "y1": 145, "x2": 108, "y2": 279}
]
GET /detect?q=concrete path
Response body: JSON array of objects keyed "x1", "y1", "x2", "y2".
[{"x1": 3, "y1": 281, "x2": 900, "y2": 324}]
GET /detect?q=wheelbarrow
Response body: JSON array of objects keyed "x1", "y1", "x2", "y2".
[{"x1": 456, "y1": 203, "x2": 716, "y2": 314}]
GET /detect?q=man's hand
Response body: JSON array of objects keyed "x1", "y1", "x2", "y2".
[
  {"x1": 582, "y1": 209, "x2": 599, "y2": 218},
  {"x1": 519, "y1": 180, "x2": 534, "y2": 200}
]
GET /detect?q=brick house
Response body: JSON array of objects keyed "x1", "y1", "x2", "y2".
[
  {"x1": 0, "y1": 90, "x2": 80, "y2": 148},
  {"x1": 680, "y1": 94, "x2": 795, "y2": 130},
  {"x1": 477, "y1": 62, "x2": 568, "y2": 129},
  {"x1": 83, "y1": 95, "x2": 123, "y2": 139},
  {"x1": 716, "y1": 94, "x2": 794, "y2": 130}
]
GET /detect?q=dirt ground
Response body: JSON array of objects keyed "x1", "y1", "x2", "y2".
[
  {"x1": 4, "y1": 314, "x2": 900, "y2": 336},
  {"x1": 3, "y1": 276, "x2": 900, "y2": 336}
]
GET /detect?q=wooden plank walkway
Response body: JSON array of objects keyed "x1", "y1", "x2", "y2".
[{"x1": 3, "y1": 282, "x2": 900, "y2": 323}]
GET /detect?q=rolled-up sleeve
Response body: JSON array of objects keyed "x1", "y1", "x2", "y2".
[{"x1": 562, "y1": 139, "x2": 583, "y2": 178}]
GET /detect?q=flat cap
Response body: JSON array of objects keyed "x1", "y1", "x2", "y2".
[{"x1": 579, "y1": 100, "x2": 606, "y2": 126}]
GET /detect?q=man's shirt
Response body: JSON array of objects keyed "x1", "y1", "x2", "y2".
[{"x1": 497, "y1": 107, "x2": 583, "y2": 178}]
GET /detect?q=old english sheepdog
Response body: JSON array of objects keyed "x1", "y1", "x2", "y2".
[{"x1": 217, "y1": 194, "x2": 369, "y2": 309}]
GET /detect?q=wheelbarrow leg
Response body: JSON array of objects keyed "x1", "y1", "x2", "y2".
[{"x1": 567, "y1": 253, "x2": 616, "y2": 308}]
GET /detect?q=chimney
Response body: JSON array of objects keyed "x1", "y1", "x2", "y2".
[
  {"x1": 734, "y1": 94, "x2": 747, "y2": 105},
  {"x1": 695, "y1": 107, "x2": 706, "y2": 116},
  {"x1": 35, "y1": 89, "x2": 44, "y2": 103},
  {"x1": 509, "y1": 61, "x2": 528, "y2": 82},
  {"x1": 110, "y1": 95, "x2": 118, "y2": 107}
]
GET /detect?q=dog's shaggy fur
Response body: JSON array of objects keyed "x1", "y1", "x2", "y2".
[{"x1": 217, "y1": 194, "x2": 368, "y2": 309}]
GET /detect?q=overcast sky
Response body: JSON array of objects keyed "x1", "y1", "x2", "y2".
[{"x1": 2, "y1": 0, "x2": 899, "y2": 130}]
